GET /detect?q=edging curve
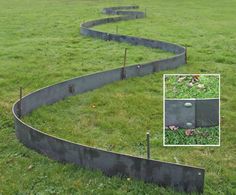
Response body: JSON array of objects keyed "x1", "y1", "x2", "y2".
[{"x1": 12, "y1": 6, "x2": 205, "y2": 193}]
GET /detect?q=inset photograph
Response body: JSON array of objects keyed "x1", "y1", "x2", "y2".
[{"x1": 163, "y1": 74, "x2": 220, "y2": 146}]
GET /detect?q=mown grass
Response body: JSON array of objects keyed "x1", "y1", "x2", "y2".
[
  {"x1": 165, "y1": 74, "x2": 219, "y2": 99},
  {"x1": 24, "y1": 75, "x2": 163, "y2": 156},
  {"x1": 1, "y1": 0, "x2": 236, "y2": 194},
  {"x1": 165, "y1": 126, "x2": 219, "y2": 145}
]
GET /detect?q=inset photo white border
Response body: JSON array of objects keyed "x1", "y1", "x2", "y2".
[{"x1": 163, "y1": 74, "x2": 221, "y2": 147}]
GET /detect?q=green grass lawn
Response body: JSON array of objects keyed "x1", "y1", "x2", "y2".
[
  {"x1": 165, "y1": 126, "x2": 219, "y2": 145},
  {"x1": 1, "y1": 0, "x2": 236, "y2": 194},
  {"x1": 165, "y1": 74, "x2": 219, "y2": 99}
]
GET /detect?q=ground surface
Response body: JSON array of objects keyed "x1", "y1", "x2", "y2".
[
  {"x1": 165, "y1": 126, "x2": 219, "y2": 145},
  {"x1": 165, "y1": 75, "x2": 219, "y2": 99},
  {"x1": 1, "y1": 0, "x2": 236, "y2": 194}
]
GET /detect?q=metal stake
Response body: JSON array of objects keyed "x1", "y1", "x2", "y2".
[
  {"x1": 123, "y1": 48, "x2": 127, "y2": 67},
  {"x1": 116, "y1": 25, "x2": 118, "y2": 34},
  {"x1": 19, "y1": 87, "x2": 23, "y2": 118},
  {"x1": 121, "y1": 48, "x2": 127, "y2": 80},
  {"x1": 145, "y1": 8, "x2": 147, "y2": 17},
  {"x1": 146, "y1": 131, "x2": 150, "y2": 159}
]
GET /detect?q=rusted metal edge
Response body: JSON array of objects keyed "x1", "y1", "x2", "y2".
[{"x1": 12, "y1": 6, "x2": 205, "y2": 193}]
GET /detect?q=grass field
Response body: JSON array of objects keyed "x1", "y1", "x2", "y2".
[
  {"x1": 165, "y1": 74, "x2": 220, "y2": 99},
  {"x1": 165, "y1": 126, "x2": 219, "y2": 145},
  {"x1": 1, "y1": 0, "x2": 236, "y2": 194}
]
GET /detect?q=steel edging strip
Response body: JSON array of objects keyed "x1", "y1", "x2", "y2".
[{"x1": 12, "y1": 6, "x2": 205, "y2": 193}]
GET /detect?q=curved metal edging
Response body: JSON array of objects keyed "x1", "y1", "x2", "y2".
[{"x1": 12, "y1": 6, "x2": 205, "y2": 193}]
